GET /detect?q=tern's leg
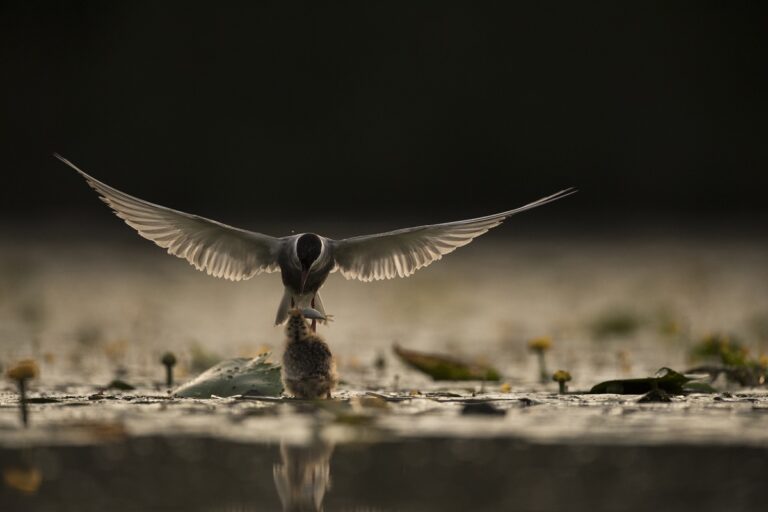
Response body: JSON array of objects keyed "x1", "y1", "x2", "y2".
[{"x1": 311, "y1": 296, "x2": 317, "y2": 332}]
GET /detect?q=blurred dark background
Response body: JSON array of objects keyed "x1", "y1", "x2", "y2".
[{"x1": 1, "y1": 1, "x2": 766, "y2": 230}]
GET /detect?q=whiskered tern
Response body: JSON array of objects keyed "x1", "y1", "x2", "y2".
[{"x1": 56, "y1": 154, "x2": 575, "y2": 329}]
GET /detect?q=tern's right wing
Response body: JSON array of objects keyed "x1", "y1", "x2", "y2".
[
  {"x1": 330, "y1": 188, "x2": 576, "y2": 282},
  {"x1": 56, "y1": 154, "x2": 282, "y2": 281}
]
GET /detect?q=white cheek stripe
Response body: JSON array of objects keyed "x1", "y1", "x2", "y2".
[
  {"x1": 310, "y1": 237, "x2": 326, "y2": 270},
  {"x1": 291, "y1": 235, "x2": 302, "y2": 265}
]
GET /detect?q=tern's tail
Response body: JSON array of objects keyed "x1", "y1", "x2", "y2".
[{"x1": 275, "y1": 288, "x2": 293, "y2": 325}]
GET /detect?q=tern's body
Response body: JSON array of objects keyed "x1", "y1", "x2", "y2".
[
  {"x1": 56, "y1": 154, "x2": 575, "y2": 326},
  {"x1": 275, "y1": 233, "x2": 335, "y2": 323}
]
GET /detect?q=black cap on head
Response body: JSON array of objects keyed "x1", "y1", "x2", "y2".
[{"x1": 297, "y1": 234, "x2": 322, "y2": 270}]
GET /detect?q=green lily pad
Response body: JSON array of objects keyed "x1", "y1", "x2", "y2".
[
  {"x1": 174, "y1": 354, "x2": 283, "y2": 398},
  {"x1": 393, "y1": 344, "x2": 500, "y2": 381},
  {"x1": 590, "y1": 367, "x2": 711, "y2": 395}
]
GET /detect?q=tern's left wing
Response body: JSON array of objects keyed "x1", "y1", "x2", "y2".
[
  {"x1": 56, "y1": 154, "x2": 282, "y2": 281},
  {"x1": 330, "y1": 188, "x2": 576, "y2": 282}
]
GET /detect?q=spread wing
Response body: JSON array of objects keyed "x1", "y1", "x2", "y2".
[
  {"x1": 56, "y1": 154, "x2": 281, "y2": 281},
  {"x1": 330, "y1": 188, "x2": 576, "y2": 282}
]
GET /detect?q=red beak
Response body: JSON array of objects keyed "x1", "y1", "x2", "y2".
[{"x1": 300, "y1": 269, "x2": 309, "y2": 294}]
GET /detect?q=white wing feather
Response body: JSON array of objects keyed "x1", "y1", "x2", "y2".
[
  {"x1": 56, "y1": 155, "x2": 281, "y2": 281},
  {"x1": 331, "y1": 188, "x2": 576, "y2": 282}
]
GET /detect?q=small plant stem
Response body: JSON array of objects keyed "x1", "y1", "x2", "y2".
[
  {"x1": 558, "y1": 381, "x2": 566, "y2": 394},
  {"x1": 165, "y1": 365, "x2": 173, "y2": 387},
  {"x1": 537, "y1": 352, "x2": 548, "y2": 384},
  {"x1": 19, "y1": 379, "x2": 28, "y2": 427}
]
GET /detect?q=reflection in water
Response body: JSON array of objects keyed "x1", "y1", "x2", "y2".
[
  {"x1": 273, "y1": 438, "x2": 335, "y2": 512},
  {"x1": 2, "y1": 466, "x2": 42, "y2": 495},
  {"x1": 2, "y1": 435, "x2": 768, "y2": 511}
]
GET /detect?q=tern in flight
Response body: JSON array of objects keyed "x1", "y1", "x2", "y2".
[{"x1": 56, "y1": 154, "x2": 575, "y2": 329}]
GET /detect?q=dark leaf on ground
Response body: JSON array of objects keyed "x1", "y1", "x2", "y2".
[
  {"x1": 24, "y1": 397, "x2": 61, "y2": 404},
  {"x1": 105, "y1": 379, "x2": 135, "y2": 391},
  {"x1": 393, "y1": 344, "x2": 501, "y2": 381},
  {"x1": 461, "y1": 402, "x2": 506, "y2": 416},
  {"x1": 590, "y1": 367, "x2": 711, "y2": 395}
]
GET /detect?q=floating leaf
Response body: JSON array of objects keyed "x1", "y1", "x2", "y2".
[
  {"x1": 461, "y1": 402, "x2": 506, "y2": 416},
  {"x1": 590, "y1": 367, "x2": 709, "y2": 394},
  {"x1": 393, "y1": 344, "x2": 500, "y2": 381},
  {"x1": 174, "y1": 354, "x2": 283, "y2": 398},
  {"x1": 25, "y1": 397, "x2": 60, "y2": 404},
  {"x1": 105, "y1": 379, "x2": 135, "y2": 391}
]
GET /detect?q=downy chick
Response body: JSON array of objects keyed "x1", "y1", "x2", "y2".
[{"x1": 282, "y1": 309, "x2": 337, "y2": 399}]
